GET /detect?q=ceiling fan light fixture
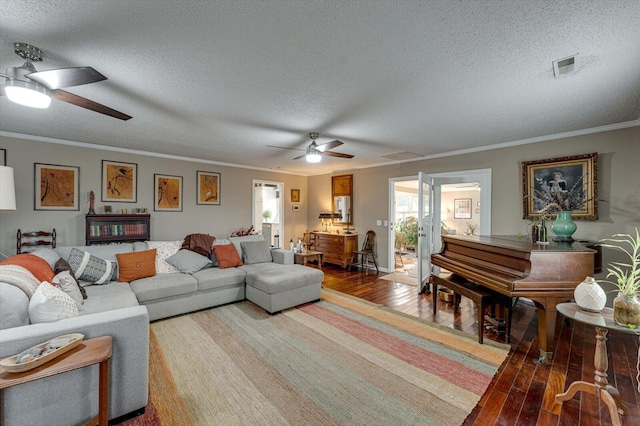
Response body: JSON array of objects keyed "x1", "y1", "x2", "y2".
[
  {"x1": 306, "y1": 147, "x2": 321, "y2": 163},
  {"x1": 4, "y1": 79, "x2": 51, "y2": 108}
]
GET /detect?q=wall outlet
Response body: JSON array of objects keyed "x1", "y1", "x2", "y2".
[
  {"x1": 376, "y1": 220, "x2": 382, "y2": 226},
  {"x1": 383, "y1": 220, "x2": 388, "y2": 226}
]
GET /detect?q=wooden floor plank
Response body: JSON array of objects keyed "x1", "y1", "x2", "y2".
[{"x1": 320, "y1": 264, "x2": 640, "y2": 425}]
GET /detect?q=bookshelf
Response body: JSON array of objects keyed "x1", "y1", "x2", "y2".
[{"x1": 85, "y1": 214, "x2": 150, "y2": 245}]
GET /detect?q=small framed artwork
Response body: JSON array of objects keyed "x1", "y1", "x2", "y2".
[
  {"x1": 454, "y1": 198, "x2": 472, "y2": 219},
  {"x1": 135, "y1": 207, "x2": 148, "y2": 214},
  {"x1": 104, "y1": 205, "x2": 112, "y2": 214},
  {"x1": 155, "y1": 174, "x2": 183, "y2": 211},
  {"x1": 522, "y1": 152, "x2": 598, "y2": 220},
  {"x1": 0, "y1": 149, "x2": 5, "y2": 166},
  {"x1": 291, "y1": 189, "x2": 300, "y2": 203},
  {"x1": 292, "y1": 204, "x2": 300, "y2": 211},
  {"x1": 102, "y1": 160, "x2": 137, "y2": 203},
  {"x1": 35, "y1": 163, "x2": 80, "y2": 211},
  {"x1": 196, "y1": 171, "x2": 221, "y2": 205}
]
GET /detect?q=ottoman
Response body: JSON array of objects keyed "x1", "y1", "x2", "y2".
[{"x1": 241, "y1": 263, "x2": 324, "y2": 313}]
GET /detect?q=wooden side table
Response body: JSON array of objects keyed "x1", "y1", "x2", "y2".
[
  {"x1": 294, "y1": 250, "x2": 324, "y2": 270},
  {"x1": 0, "y1": 335, "x2": 113, "y2": 426},
  {"x1": 555, "y1": 303, "x2": 634, "y2": 426}
]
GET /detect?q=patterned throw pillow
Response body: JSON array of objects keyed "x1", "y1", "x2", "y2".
[
  {"x1": 28, "y1": 282, "x2": 79, "y2": 323},
  {"x1": 67, "y1": 248, "x2": 117, "y2": 284},
  {"x1": 54, "y1": 258, "x2": 88, "y2": 299},
  {"x1": 147, "y1": 241, "x2": 181, "y2": 274}
]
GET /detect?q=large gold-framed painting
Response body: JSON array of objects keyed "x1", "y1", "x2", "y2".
[
  {"x1": 155, "y1": 174, "x2": 183, "y2": 211},
  {"x1": 522, "y1": 152, "x2": 598, "y2": 220},
  {"x1": 102, "y1": 160, "x2": 137, "y2": 202},
  {"x1": 196, "y1": 171, "x2": 220, "y2": 205},
  {"x1": 35, "y1": 163, "x2": 79, "y2": 210}
]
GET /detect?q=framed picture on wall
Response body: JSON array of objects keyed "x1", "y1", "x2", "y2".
[
  {"x1": 196, "y1": 171, "x2": 221, "y2": 205},
  {"x1": 522, "y1": 152, "x2": 598, "y2": 220},
  {"x1": 154, "y1": 174, "x2": 183, "y2": 211},
  {"x1": 454, "y1": 198, "x2": 472, "y2": 219},
  {"x1": 291, "y1": 189, "x2": 300, "y2": 203},
  {"x1": 102, "y1": 160, "x2": 137, "y2": 202},
  {"x1": 34, "y1": 163, "x2": 80, "y2": 210},
  {"x1": 0, "y1": 149, "x2": 5, "y2": 166}
]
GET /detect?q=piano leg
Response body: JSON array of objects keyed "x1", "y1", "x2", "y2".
[{"x1": 531, "y1": 297, "x2": 566, "y2": 365}]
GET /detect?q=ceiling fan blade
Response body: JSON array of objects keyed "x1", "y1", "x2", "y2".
[
  {"x1": 321, "y1": 151, "x2": 354, "y2": 159},
  {"x1": 292, "y1": 153, "x2": 306, "y2": 160},
  {"x1": 266, "y1": 145, "x2": 304, "y2": 151},
  {"x1": 50, "y1": 89, "x2": 132, "y2": 121},
  {"x1": 26, "y1": 67, "x2": 107, "y2": 89},
  {"x1": 316, "y1": 140, "x2": 343, "y2": 152}
]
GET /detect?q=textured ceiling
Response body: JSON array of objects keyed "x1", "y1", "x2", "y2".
[{"x1": 1, "y1": 0, "x2": 639, "y2": 175}]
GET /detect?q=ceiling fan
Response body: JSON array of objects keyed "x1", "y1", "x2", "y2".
[
  {"x1": 267, "y1": 132, "x2": 354, "y2": 163},
  {"x1": 0, "y1": 42, "x2": 131, "y2": 120}
]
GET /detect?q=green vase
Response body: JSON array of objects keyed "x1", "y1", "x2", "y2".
[{"x1": 551, "y1": 210, "x2": 577, "y2": 242}]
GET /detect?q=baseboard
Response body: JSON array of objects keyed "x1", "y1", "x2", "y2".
[{"x1": 110, "y1": 406, "x2": 146, "y2": 425}]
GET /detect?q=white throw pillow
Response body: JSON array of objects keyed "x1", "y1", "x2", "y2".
[
  {"x1": 29, "y1": 282, "x2": 79, "y2": 323},
  {"x1": 147, "y1": 241, "x2": 181, "y2": 274},
  {"x1": 53, "y1": 270, "x2": 84, "y2": 306}
]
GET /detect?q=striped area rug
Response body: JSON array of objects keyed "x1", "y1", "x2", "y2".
[{"x1": 124, "y1": 289, "x2": 510, "y2": 425}]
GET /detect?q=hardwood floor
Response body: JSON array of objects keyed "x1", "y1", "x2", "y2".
[{"x1": 321, "y1": 264, "x2": 640, "y2": 425}]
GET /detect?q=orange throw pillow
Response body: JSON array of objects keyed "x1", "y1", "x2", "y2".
[
  {"x1": 0, "y1": 253, "x2": 55, "y2": 283},
  {"x1": 212, "y1": 244, "x2": 243, "y2": 269},
  {"x1": 116, "y1": 249, "x2": 157, "y2": 282}
]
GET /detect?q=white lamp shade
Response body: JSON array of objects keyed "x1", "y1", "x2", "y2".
[
  {"x1": 4, "y1": 80, "x2": 51, "y2": 109},
  {"x1": 0, "y1": 166, "x2": 17, "y2": 210}
]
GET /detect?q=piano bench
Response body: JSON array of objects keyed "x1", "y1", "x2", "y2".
[{"x1": 430, "y1": 273, "x2": 512, "y2": 344}]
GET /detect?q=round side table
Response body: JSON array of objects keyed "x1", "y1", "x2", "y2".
[{"x1": 555, "y1": 303, "x2": 638, "y2": 426}]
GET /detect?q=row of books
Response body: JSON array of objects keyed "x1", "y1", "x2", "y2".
[{"x1": 88, "y1": 224, "x2": 147, "y2": 237}]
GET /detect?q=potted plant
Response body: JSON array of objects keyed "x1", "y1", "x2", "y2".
[
  {"x1": 598, "y1": 228, "x2": 640, "y2": 327},
  {"x1": 396, "y1": 216, "x2": 418, "y2": 250},
  {"x1": 262, "y1": 210, "x2": 272, "y2": 223}
]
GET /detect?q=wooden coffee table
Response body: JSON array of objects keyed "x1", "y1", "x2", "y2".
[
  {"x1": 0, "y1": 335, "x2": 113, "y2": 426},
  {"x1": 294, "y1": 251, "x2": 324, "y2": 269}
]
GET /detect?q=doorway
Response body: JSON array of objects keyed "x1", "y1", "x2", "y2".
[
  {"x1": 388, "y1": 168, "x2": 492, "y2": 291},
  {"x1": 252, "y1": 180, "x2": 284, "y2": 248}
]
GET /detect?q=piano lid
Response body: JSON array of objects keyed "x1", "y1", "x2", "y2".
[{"x1": 440, "y1": 234, "x2": 597, "y2": 254}]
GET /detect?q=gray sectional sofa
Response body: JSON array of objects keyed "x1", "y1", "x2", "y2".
[{"x1": 0, "y1": 234, "x2": 323, "y2": 426}]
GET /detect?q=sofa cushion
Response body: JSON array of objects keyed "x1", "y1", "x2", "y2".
[
  {"x1": 31, "y1": 247, "x2": 61, "y2": 269},
  {"x1": 0, "y1": 282, "x2": 30, "y2": 329},
  {"x1": 0, "y1": 254, "x2": 55, "y2": 283},
  {"x1": 56, "y1": 244, "x2": 134, "y2": 263},
  {"x1": 241, "y1": 240, "x2": 273, "y2": 264},
  {"x1": 146, "y1": 241, "x2": 181, "y2": 274},
  {"x1": 54, "y1": 258, "x2": 87, "y2": 299},
  {"x1": 192, "y1": 267, "x2": 247, "y2": 291},
  {"x1": 242, "y1": 263, "x2": 324, "y2": 294},
  {"x1": 228, "y1": 235, "x2": 265, "y2": 258},
  {"x1": 129, "y1": 273, "x2": 198, "y2": 303},
  {"x1": 67, "y1": 248, "x2": 117, "y2": 284},
  {"x1": 212, "y1": 244, "x2": 243, "y2": 269},
  {"x1": 166, "y1": 249, "x2": 212, "y2": 274},
  {"x1": 81, "y1": 282, "x2": 139, "y2": 314},
  {"x1": 28, "y1": 282, "x2": 79, "y2": 323},
  {"x1": 116, "y1": 249, "x2": 157, "y2": 282}
]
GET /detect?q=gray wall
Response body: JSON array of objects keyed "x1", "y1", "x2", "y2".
[
  {"x1": 0, "y1": 135, "x2": 308, "y2": 252},
  {"x1": 308, "y1": 126, "x2": 640, "y2": 273}
]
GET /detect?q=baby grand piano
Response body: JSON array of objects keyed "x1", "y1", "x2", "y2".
[{"x1": 431, "y1": 234, "x2": 599, "y2": 365}]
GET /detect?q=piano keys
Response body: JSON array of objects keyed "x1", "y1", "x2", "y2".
[{"x1": 431, "y1": 234, "x2": 599, "y2": 365}]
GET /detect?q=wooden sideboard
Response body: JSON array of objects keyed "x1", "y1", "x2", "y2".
[{"x1": 313, "y1": 232, "x2": 358, "y2": 268}]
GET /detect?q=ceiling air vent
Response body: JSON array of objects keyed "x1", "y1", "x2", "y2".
[{"x1": 553, "y1": 54, "x2": 579, "y2": 78}]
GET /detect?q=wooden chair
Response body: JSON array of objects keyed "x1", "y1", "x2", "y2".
[
  {"x1": 17, "y1": 229, "x2": 56, "y2": 254},
  {"x1": 348, "y1": 230, "x2": 379, "y2": 274},
  {"x1": 302, "y1": 232, "x2": 316, "y2": 252}
]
